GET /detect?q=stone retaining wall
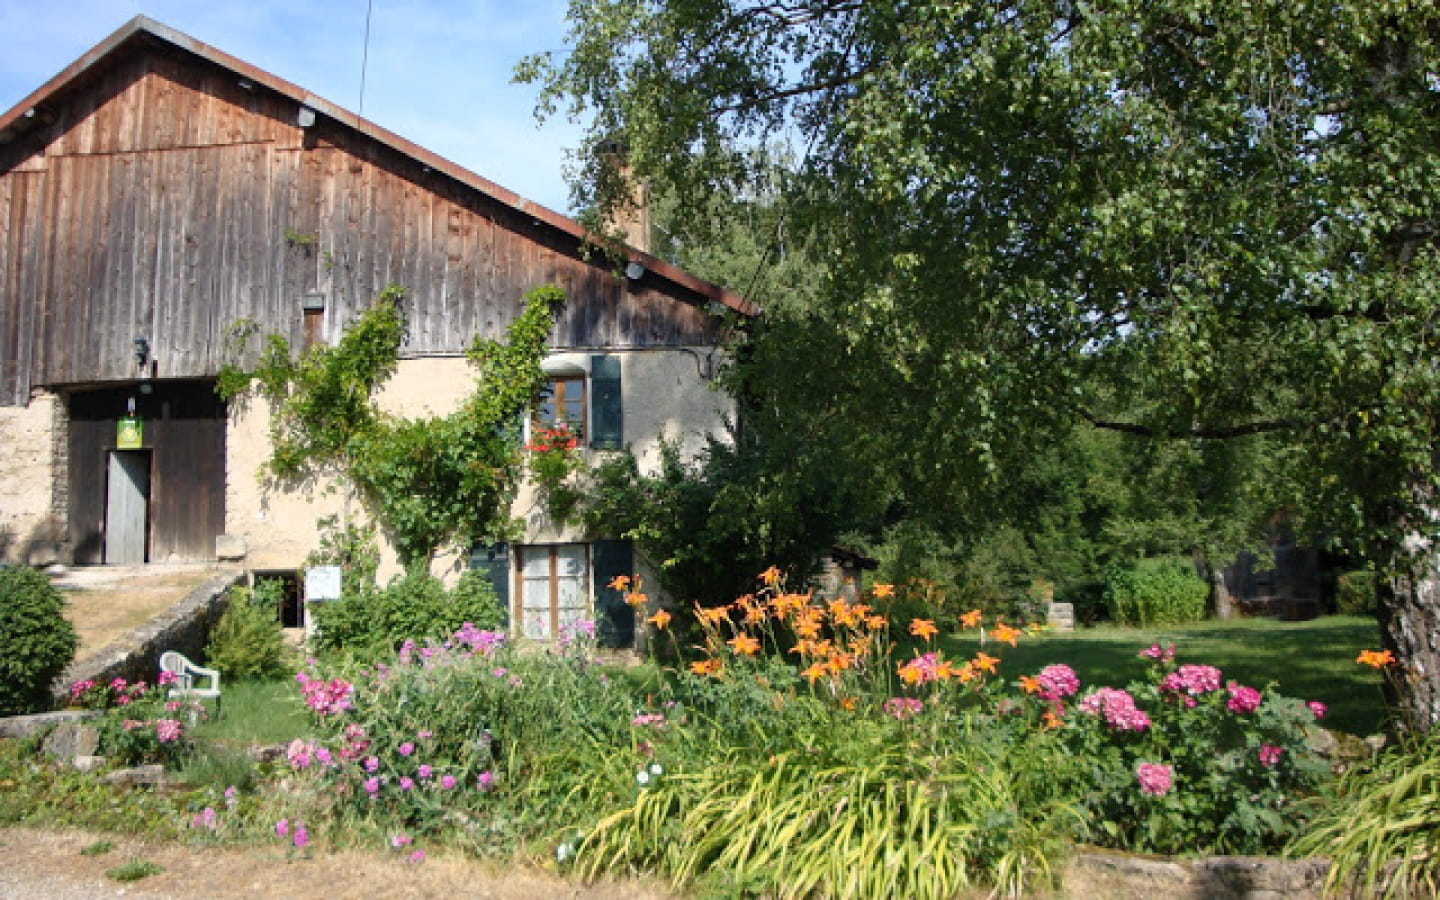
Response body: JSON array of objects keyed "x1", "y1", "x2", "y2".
[
  {"x1": 1069, "y1": 846, "x2": 1330, "y2": 899},
  {"x1": 51, "y1": 571, "x2": 243, "y2": 701}
]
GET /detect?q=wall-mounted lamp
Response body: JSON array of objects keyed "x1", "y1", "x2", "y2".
[
  {"x1": 297, "y1": 106, "x2": 317, "y2": 128},
  {"x1": 624, "y1": 261, "x2": 646, "y2": 281},
  {"x1": 133, "y1": 335, "x2": 150, "y2": 369}
]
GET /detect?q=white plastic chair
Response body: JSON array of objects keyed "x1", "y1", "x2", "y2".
[{"x1": 159, "y1": 651, "x2": 221, "y2": 717}]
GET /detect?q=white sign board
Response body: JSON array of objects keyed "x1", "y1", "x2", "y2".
[{"x1": 304, "y1": 565, "x2": 343, "y2": 602}]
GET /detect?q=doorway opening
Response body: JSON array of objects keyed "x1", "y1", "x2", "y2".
[{"x1": 105, "y1": 449, "x2": 151, "y2": 564}]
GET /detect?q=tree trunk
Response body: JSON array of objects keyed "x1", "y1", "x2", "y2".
[
  {"x1": 1210, "y1": 567, "x2": 1235, "y2": 622},
  {"x1": 1378, "y1": 539, "x2": 1440, "y2": 732}
]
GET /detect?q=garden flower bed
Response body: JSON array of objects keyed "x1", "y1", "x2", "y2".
[{"x1": 4, "y1": 570, "x2": 1433, "y2": 898}]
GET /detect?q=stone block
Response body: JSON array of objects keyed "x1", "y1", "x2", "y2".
[
  {"x1": 42, "y1": 720, "x2": 100, "y2": 762},
  {"x1": 216, "y1": 533, "x2": 248, "y2": 560},
  {"x1": 1048, "y1": 601, "x2": 1075, "y2": 631}
]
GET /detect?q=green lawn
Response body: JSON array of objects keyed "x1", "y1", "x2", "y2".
[
  {"x1": 190, "y1": 678, "x2": 311, "y2": 745},
  {"x1": 939, "y1": 615, "x2": 1387, "y2": 736}
]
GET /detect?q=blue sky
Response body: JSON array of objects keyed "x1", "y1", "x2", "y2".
[{"x1": 0, "y1": 1, "x2": 585, "y2": 213}]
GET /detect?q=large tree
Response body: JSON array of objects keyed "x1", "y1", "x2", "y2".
[{"x1": 522, "y1": 1, "x2": 1440, "y2": 727}]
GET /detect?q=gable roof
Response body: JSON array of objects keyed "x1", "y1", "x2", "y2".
[{"x1": 0, "y1": 15, "x2": 757, "y2": 319}]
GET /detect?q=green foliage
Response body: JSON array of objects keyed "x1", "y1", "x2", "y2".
[
  {"x1": 219, "y1": 283, "x2": 565, "y2": 569},
  {"x1": 80, "y1": 840, "x2": 114, "y2": 857},
  {"x1": 105, "y1": 859, "x2": 164, "y2": 883},
  {"x1": 525, "y1": 0, "x2": 1440, "y2": 728},
  {"x1": 205, "y1": 580, "x2": 290, "y2": 682},
  {"x1": 0, "y1": 567, "x2": 77, "y2": 715},
  {"x1": 1335, "y1": 568, "x2": 1378, "y2": 617},
  {"x1": 309, "y1": 570, "x2": 505, "y2": 660},
  {"x1": 81, "y1": 677, "x2": 198, "y2": 767},
  {"x1": 1290, "y1": 734, "x2": 1440, "y2": 898},
  {"x1": 1104, "y1": 557, "x2": 1210, "y2": 626}
]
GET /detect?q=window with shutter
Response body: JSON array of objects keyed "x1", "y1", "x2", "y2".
[
  {"x1": 590, "y1": 355, "x2": 623, "y2": 450},
  {"x1": 468, "y1": 542, "x2": 511, "y2": 629}
]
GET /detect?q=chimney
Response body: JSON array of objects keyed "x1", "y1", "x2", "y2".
[{"x1": 598, "y1": 138, "x2": 651, "y2": 254}]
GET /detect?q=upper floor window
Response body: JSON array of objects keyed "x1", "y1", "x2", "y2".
[
  {"x1": 532, "y1": 356, "x2": 624, "y2": 451},
  {"x1": 536, "y1": 374, "x2": 586, "y2": 441}
]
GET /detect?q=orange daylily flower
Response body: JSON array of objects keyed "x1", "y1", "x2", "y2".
[
  {"x1": 1357, "y1": 648, "x2": 1396, "y2": 668},
  {"x1": 898, "y1": 662, "x2": 926, "y2": 686},
  {"x1": 689, "y1": 658, "x2": 722, "y2": 676},
  {"x1": 960, "y1": 609, "x2": 983, "y2": 629},
  {"x1": 838, "y1": 696, "x2": 859, "y2": 711},
  {"x1": 696, "y1": 605, "x2": 732, "y2": 625},
  {"x1": 625, "y1": 591, "x2": 648, "y2": 609},
  {"x1": 728, "y1": 633, "x2": 761, "y2": 656},
  {"x1": 973, "y1": 652, "x2": 1000, "y2": 674},
  {"x1": 1019, "y1": 674, "x2": 1042, "y2": 695},
  {"x1": 743, "y1": 603, "x2": 769, "y2": 625},
  {"x1": 801, "y1": 662, "x2": 829, "y2": 683},
  {"x1": 759, "y1": 566, "x2": 783, "y2": 587},
  {"x1": 954, "y1": 661, "x2": 977, "y2": 683},
  {"x1": 795, "y1": 612, "x2": 823, "y2": 639},
  {"x1": 865, "y1": 615, "x2": 888, "y2": 631},
  {"x1": 871, "y1": 583, "x2": 896, "y2": 599},
  {"x1": 1042, "y1": 709, "x2": 1064, "y2": 730},
  {"x1": 647, "y1": 609, "x2": 672, "y2": 631},
  {"x1": 909, "y1": 618, "x2": 940, "y2": 641},
  {"x1": 607, "y1": 574, "x2": 632, "y2": 592},
  {"x1": 992, "y1": 622, "x2": 1021, "y2": 647},
  {"x1": 827, "y1": 651, "x2": 856, "y2": 673}
]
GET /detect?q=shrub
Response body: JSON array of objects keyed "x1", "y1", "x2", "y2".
[
  {"x1": 1102, "y1": 556, "x2": 1208, "y2": 626},
  {"x1": 205, "y1": 580, "x2": 289, "y2": 681},
  {"x1": 311, "y1": 569, "x2": 507, "y2": 660},
  {"x1": 1334, "y1": 568, "x2": 1378, "y2": 617},
  {"x1": 0, "y1": 567, "x2": 78, "y2": 715}
]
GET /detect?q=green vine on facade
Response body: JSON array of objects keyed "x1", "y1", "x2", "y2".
[{"x1": 218, "y1": 283, "x2": 567, "y2": 571}]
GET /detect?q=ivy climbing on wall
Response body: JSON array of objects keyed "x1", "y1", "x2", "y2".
[{"x1": 218, "y1": 283, "x2": 567, "y2": 571}]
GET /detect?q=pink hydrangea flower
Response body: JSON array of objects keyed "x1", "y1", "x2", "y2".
[
  {"x1": 1160, "y1": 665, "x2": 1223, "y2": 697},
  {"x1": 1137, "y1": 762, "x2": 1174, "y2": 797},
  {"x1": 1258, "y1": 744, "x2": 1284, "y2": 768},
  {"x1": 1037, "y1": 664, "x2": 1080, "y2": 699},
  {"x1": 154, "y1": 718, "x2": 183, "y2": 743},
  {"x1": 1139, "y1": 643, "x2": 1177, "y2": 662},
  {"x1": 1225, "y1": 682, "x2": 1262, "y2": 714},
  {"x1": 1308, "y1": 701, "x2": 1327, "y2": 720},
  {"x1": 1078, "y1": 687, "x2": 1151, "y2": 732}
]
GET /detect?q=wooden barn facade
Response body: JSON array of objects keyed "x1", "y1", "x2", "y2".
[{"x1": 0, "y1": 18, "x2": 752, "y2": 642}]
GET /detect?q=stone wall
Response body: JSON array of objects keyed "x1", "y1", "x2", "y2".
[
  {"x1": 0, "y1": 390, "x2": 62, "y2": 565},
  {"x1": 1067, "y1": 847, "x2": 1330, "y2": 899},
  {"x1": 52, "y1": 571, "x2": 242, "y2": 702}
]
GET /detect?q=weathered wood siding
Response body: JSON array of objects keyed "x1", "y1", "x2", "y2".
[{"x1": 0, "y1": 41, "x2": 723, "y2": 405}]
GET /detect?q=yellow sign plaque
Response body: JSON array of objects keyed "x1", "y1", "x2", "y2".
[{"x1": 117, "y1": 415, "x2": 143, "y2": 449}]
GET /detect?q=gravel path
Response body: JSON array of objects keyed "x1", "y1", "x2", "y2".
[{"x1": 0, "y1": 827, "x2": 676, "y2": 899}]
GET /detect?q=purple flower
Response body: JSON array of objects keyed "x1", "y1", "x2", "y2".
[
  {"x1": 416, "y1": 730, "x2": 433, "y2": 740},
  {"x1": 390, "y1": 834, "x2": 413, "y2": 849},
  {"x1": 398, "y1": 742, "x2": 415, "y2": 757},
  {"x1": 275, "y1": 818, "x2": 290, "y2": 838},
  {"x1": 364, "y1": 776, "x2": 381, "y2": 796},
  {"x1": 286, "y1": 738, "x2": 314, "y2": 770},
  {"x1": 363, "y1": 756, "x2": 379, "y2": 773},
  {"x1": 630, "y1": 713, "x2": 667, "y2": 728},
  {"x1": 409, "y1": 850, "x2": 426, "y2": 864},
  {"x1": 883, "y1": 697, "x2": 924, "y2": 720},
  {"x1": 1136, "y1": 762, "x2": 1174, "y2": 797},
  {"x1": 1308, "y1": 701, "x2": 1327, "y2": 720},
  {"x1": 1258, "y1": 744, "x2": 1284, "y2": 768},
  {"x1": 399, "y1": 776, "x2": 415, "y2": 791},
  {"x1": 418, "y1": 764, "x2": 432, "y2": 779},
  {"x1": 476, "y1": 771, "x2": 494, "y2": 791},
  {"x1": 293, "y1": 825, "x2": 309, "y2": 849},
  {"x1": 1225, "y1": 682, "x2": 1262, "y2": 714},
  {"x1": 440, "y1": 774, "x2": 457, "y2": 790},
  {"x1": 190, "y1": 807, "x2": 217, "y2": 830}
]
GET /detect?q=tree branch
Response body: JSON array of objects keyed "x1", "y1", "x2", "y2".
[
  {"x1": 708, "y1": 63, "x2": 881, "y2": 116},
  {"x1": 1077, "y1": 408, "x2": 1303, "y2": 439}
]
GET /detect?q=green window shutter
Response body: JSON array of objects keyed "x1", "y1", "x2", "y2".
[
  {"x1": 468, "y1": 542, "x2": 511, "y2": 629},
  {"x1": 590, "y1": 354, "x2": 623, "y2": 450},
  {"x1": 592, "y1": 539, "x2": 635, "y2": 649}
]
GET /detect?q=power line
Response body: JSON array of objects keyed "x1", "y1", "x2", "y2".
[{"x1": 359, "y1": 0, "x2": 375, "y2": 116}]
